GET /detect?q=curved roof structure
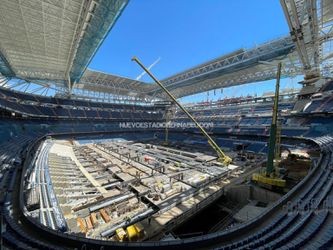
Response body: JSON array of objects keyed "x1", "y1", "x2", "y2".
[
  {"x1": 78, "y1": 36, "x2": 303, "y2": 99},
  {"x1": 0, "y1": 0, "x2": 128, "y2": 88},
  {"x1": 0, "y1": 0, "x2": 332, "y2": 101},
  {"x1": 154, "y1": 36, "x2": 301, "y2": 98}
]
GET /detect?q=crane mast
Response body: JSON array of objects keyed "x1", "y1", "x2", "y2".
[{"x1": 252, "y1": 62, "x2": 286, "y2": 188}]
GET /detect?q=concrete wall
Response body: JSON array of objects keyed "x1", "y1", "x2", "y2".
[{"x1": 226, "y1": 185, "x2": 282, "y2": 206}]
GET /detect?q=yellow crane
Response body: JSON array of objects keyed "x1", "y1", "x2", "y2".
[{"x1": 132, "y1": 57, "x2": 232, "y2": 165}]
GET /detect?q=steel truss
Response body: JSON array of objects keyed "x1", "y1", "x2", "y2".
[
  {"x1": 78, "y1": 69, "x2": 154, "y2": 99},
  {"x1": 148, "y1": 37, "x2": 302, "y2": 98},
  {"x1": 1, "y1": 0, "x2": 333, "y2": 103},
  {"x1": 280, "y1": 0, "x2": 333, "y2": 78}
]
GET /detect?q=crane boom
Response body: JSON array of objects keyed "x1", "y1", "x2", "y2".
[
  {"x1": 136, "y1": 57, "x2": 161, "y2": 80},
  {"x1": 132, "y1": 56, "x2": 232, "y2": 165}
]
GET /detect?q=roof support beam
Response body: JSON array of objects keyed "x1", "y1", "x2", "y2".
[
  {"x1": 64, "y1": 0, "x2": 94, "y2": 90},
  {"x1": 67, "y1": 0, "x2": 129, "y2": 90},
  {"x1": 280, "y1": 0, "x2": 312, "y2": 71},
  {"x1": 280, "y1": 0, "x2": 321, "y2": 79},
  {"x1": 0, "y1": 50, "x2": 15, "y2": 77}
]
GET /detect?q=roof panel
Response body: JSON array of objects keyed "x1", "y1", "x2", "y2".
[{"x1": 0, "y1": 0, "x2": 129, "y2": 86}]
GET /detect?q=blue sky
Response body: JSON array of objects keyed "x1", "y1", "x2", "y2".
[{"x1": 89, "y1": 0, "x2": 302, "y2": 103}]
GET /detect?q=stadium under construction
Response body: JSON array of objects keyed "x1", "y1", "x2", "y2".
[{"x1": 0, "y1": 0, "x2": 333, "y2": 249}]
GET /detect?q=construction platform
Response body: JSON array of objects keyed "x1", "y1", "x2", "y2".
[{"x1": 28, "y1": 138, "x2": 263, "y2": 241}]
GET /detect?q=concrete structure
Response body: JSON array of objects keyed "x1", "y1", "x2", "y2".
[{"x1": 22, "y1": 138, "x2": 264, "y2": 241}]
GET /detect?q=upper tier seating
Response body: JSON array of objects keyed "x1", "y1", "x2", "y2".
[{"x1": 0, "y1": 87, "x2": 164, "y2": 121}]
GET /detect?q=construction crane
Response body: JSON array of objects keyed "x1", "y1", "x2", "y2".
[
  {"x1": 132, "y1": 56, "x2": 232, "y2": 166},
  {"x1": 252, "y1": 62, "x2": 286, "y2": 188}
]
